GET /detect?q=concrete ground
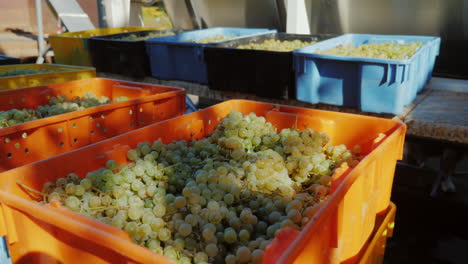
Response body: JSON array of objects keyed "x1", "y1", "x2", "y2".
[{"x1": 385, "y1": 153, "x2": 468, "y2": 264}]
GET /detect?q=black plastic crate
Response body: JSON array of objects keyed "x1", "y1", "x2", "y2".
[
  {"x1": 204, "y1": 33, "x2": 334, "y2": 99},
  {"x1": 0, "y1": 55, "x2": 20, "y2": 65},
  {"x1": 88, "y1": 29, "x2": 182, "y2": 77}
]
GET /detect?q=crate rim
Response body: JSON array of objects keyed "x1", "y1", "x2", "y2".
[
  {"x1": 294, "y1": 33, "x2": 441, "y2": 64},
  {"x1": 88, "y1": 29, "x2": 184, "y2": 43},
  {"x1": 0, "y1": 77, "x2": 185, "y2": 136},
  {"x1": 49, "y1": 27, "x2": 165, "y2": 39},
  {"x1": 204, "y1": 32, "x2": 337, "y2": 55},
  {"x1": 145, "y1": 27, "x2": 277, "y2": 47},
  {"x1": 0, "y1": 64, "x2": 96, "y2": 80}
]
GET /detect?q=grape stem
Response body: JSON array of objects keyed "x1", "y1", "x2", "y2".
[{"x1": 16, "y1": 181, "x2": 45, "y2": 200}]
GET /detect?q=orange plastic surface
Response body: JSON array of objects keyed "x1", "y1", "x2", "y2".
[
  {"x1": 0, "y1": 64, "x2": 96, "y2": 91},
  {"x1": 357, "y1": 202, "x2": 396, "y2": 264},
  {"x1": 0, "y1": 100, "x2": 405, "y2": 264},
  {"x1": 0, "y1": 77, "x2": 186, "y2": 172}
]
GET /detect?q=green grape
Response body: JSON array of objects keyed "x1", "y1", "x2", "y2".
[
  {"x1": 237, "y1": 39, "x2": 314, "y2": 52},
  {"x1": 119, "y1": 32, "x2": 174, "y2": 41},
  {"x1": 106, "y1": 160, "x2": 118, "y2": 171},
  {"x1": 236, "y1": 246, "x2": 251, "y2": 263},
  {"x1": 178, "y1": 223, "x2": 192, "y2": 237},
  {"x1": 239, "y1": 229, "x2": 250, "y2": 241},
  {"x1": 317, "y1": 41, "x2": 423, "y2": 60},
  {"x1": 251, "y1": 249, "x2": 264, "y2": 264},
  {"x1": 185, "y1": 34, "x2": 236, "y2": 44},
  {"x1": 40, "y1": 109, "x2": 357, "y2": 263},
  {"x1": 205, "y1": 243, "x2": 218, "y2": 257},
  {"x1": 158, "y1": 228, "x2": 171, "y2": 241},
  {"x1": 65, "y1": 183, "x2": 77, "y2": 195},
  {"x1": 0, "y1": 68, "x2": 55, "y2": 77},
  {"x1": 224, "y1": 227, "x2": 237, "y2": 243},
  {"x1": 225, "y1": 254, "x2": 236, "y2": 264},
  {"x1": 64, "y1": 196, "x2": 80, "y2": 211},
  {"x1": 0, "y1": 91, "x2": 128, "y2": 128}
]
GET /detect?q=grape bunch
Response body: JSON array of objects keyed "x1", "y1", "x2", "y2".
[
  {"x1": 185, "y1": 35, "x2": 236, "y2": 44},
  {"x1": 0, "y1": 91, "x2": 129, "y2": 128},
  {"x1": 119, "y1": 32, "x2": 175, "y2": 41},
  {"x1": 0, "y1": 68, "x2": 56, "y2": 77},
  {"x1": 236, "y1": 39, "x2": 314, "y2": 52},
  {"x1": 41, "y1": 111, "x2": 359, "y2": 264},
  {"x1": 316, "y1": 41, "x2": 423, "y2": 60}
]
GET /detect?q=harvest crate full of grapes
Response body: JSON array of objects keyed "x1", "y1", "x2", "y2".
[{"x1": 0, "y1": 100, "x2": 405, "y2": 264}]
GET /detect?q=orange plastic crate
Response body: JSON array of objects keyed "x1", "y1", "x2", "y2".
[
  {"x1": 357, "y1": 202, "x2": 396, "y2": 264},
  {"x1": 0, "y1": 78, "x2": 186, "y2": 172},
  {"x1": 0, "y1": 100, "x2": 405, "y2": 264}
]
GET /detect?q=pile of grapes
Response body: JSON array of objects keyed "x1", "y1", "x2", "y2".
[
  {"x1": 237, "y1": 39, "x2": 314, "y2": 52},
  {"x1": 119, "y1": 32, "x2": 175, "y2": 41},
  {"x1": 0, "y1": 92, "x2": 128, "y2": 128},
  {"x1": 40, "y1": 111, "x2": 359, "y2": 264},
  {"x1": 186, "y1": 35, "x2": 236, "y2": 44},
  {"x1": 0, "y1": 68, "x2": 56, "y2": 77},
  {"x1": 316, "y1": 41, "x2": 423, "y2": 60}
]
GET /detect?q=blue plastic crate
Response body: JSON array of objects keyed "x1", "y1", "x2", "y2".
[
  {"x1": 145, "y1": 27, "x2": 276, "y2": 83},
  {"x1": 294, "y1": 34, "x2": 440, "y2": 114}
]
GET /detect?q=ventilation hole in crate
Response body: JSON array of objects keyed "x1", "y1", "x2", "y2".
[
  {"x1": 24, "y1": 148, "x2": 29, "y2": 153},
  {"x1": 101, "y1": 114, "x2": 105, "y2": 119},
  {"x1": 73, "y1": 138, "x2": 78, "y2": 143},
  {"x1": 21, "y1": 97, "x2": 26, "y2": 103},
  {"x1": 90, "y1": 130, "x2": 94, "y2": 135},
  {"x1": 208, "y1": 120, "x2": 212, "y2": 125},
  {"x1": 14, "y1": 143, "x2": 20, "y2": 149},
  {"x1": 22, "y1": 133, "x2": 27, "y2": 139},
  {"x1": 96, "y1": 122, "x2": 101, "y2": 127},
  {"x1": 58, "y1": 127, "x2": 63, "y2": 133},
  {"x1": 130, "y1": 122, "x2": 134, "y2": 127},
  {"x1": 139, "y1": 108, "x2": 143, "y2": 112},
  {"x1": 59, "y1": 142, "x2": 64, "y2": 147},
  {"x1": 7, "y1": 153, "x2": 12, "y2": 158},
  {"x1": 89, "y1": 116, "x2": 93, "y2": 121},
  {"x1": 4, "y1": 138, "x2": 10, "y2": 143},
  {"x1": 129, "y1": 110, "x2": 133, "y2": 115},
  {"x1": 72, "y1": 123, "x2": 77, "y2": 128},
  {"x1": 103, "y1": 127, "x2": 107, "y2": 133}
]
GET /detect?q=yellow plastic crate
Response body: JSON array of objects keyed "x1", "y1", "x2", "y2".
[
  {"x1": 49, "y1": 27, "x2": 160, "y2": 66},
  {"x1": 357, "y1": 202, "x2": 396, "y2": 264},
  {"x1": 0, "y1": 64, "x2": 96, "y2": 91}
]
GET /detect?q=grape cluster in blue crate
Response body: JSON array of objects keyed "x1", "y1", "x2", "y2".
[
  {"x1": 316, "y1": 42, "x2": 423, "y2": 60},
  {"x1": 237, "y1": 39, "x2": 314, "y2": 52},
  {"x1": 119, "y1": 32, "x2": 175, "y2": 41},
  {"x1": 41, "y1": 111, "x2": 360, "y2": 264},
  {"x1": 186, "y1": 35, "x2": 236, "y2": 44}
]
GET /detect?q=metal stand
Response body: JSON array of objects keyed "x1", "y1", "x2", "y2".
[{"x1": 35, "y1": 0, "x2": 95, "y2": 64}]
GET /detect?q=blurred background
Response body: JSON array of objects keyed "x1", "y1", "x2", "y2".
[{"x1": 1, "y1": 0, "x2": 467, "y2": 77}]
